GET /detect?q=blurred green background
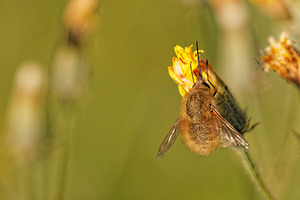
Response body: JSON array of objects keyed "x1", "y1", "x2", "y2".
[{"x1": 0, "y1": 0, "x2": 300, "y2": 199}]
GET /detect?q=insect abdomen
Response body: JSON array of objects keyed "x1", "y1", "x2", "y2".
[
  {"x1": 180, "y1": 89, "x2": 220, "y2": 155},
  {"x1": 181, "y1": 119, "x2": 220, "y2": 155}
]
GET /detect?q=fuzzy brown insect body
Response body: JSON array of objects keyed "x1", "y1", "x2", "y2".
[
  {"x1": 156, "y1": 79, "x2": 249, "y2": 159},
  {"x1": 180, "y1": 81, "x2": 220, "y2": 155},
  {"x1": 156, "y1": 42, "x2": 249, "y2": 159}
]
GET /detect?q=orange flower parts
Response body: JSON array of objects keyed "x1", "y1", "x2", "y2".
[{"x1": 259, "y1": 31, "x2": 300, "y2": 89}]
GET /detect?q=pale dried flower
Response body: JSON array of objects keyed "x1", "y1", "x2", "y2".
[
  {"x1": 259, "y1": 31, "x2": 300, "y2": 89},
  {"x1": 51, "y1": 45, "x2": 89, "y2": 101},
  {"x1": 64, "y1": 0, "x2": 99, "y2": 43},
  {"x1": 6, "y1": 62, "x2": 47, "y2": 164}
]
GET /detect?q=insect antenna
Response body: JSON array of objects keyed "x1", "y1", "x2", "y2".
[{"x1": 196, "y1": 41, "x2": 203, "y2": 79}]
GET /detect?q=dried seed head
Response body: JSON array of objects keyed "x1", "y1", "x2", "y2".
[
  {"x1": 51, "y1": 45, "x2": 89, "y2": 101},
  {"x1": 258, "y1": 31, "x2": 300, "y2": 89},
  {"x1": 64, "y1": 0, "x2": 99, "y2": 44},
  {"x1": 6, "y1": 62, "x2": 47, "y2": 164}
]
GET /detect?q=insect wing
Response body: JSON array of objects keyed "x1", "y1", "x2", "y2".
[
  {"x1": 156, "y1": 118, "x2": 181, "y2": 159},
  {"x1": 211, "y1": 107, "x2": 249, "y2": 152}
]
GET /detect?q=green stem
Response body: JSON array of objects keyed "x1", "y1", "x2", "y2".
[
  {"x1": 18, "y1": 165, "x2": 33, "y2": 200},
  {"x1": 55, "y1": 143, "x2": 71, "y2": 200},
  {"x1": 32, "y1": 160, "x2": 46, "y2": 200},
  {"x1": 236, "y1": 150, "x2": 274, "y2": 200},
  {"x1": 50, "y1": 105, "x2": 76, "y2": 200}
]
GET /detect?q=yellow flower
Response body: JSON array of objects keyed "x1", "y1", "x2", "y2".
[
  {"x1": 168, "y1": 45, "x2": 203, "y2": 96},
  {"x1": 259, "y1": 31, "x2": 300, "y2": 89},
  {"x1": 168, "y1": 45, "x2": 226, "y2": 97}
]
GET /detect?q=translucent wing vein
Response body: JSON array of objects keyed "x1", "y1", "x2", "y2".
[
  {"x1": 211, "y1": 107, "x2": 249, "y2": 151},
  {"x1": 156, "y1": 118, "x2": 181, "y2": 159}
]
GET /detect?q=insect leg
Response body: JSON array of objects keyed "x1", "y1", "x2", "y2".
[
  {"x1": 217, "y1": 98, "x2": 228, "y2": 106},
  {"x1": 242, "y1": 119, "x2": 260, "y2": 133}
]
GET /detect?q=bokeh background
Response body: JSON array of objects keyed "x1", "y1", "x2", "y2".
[{"x1": 0, "y1": 0, "x2": 300, "y2": 199}]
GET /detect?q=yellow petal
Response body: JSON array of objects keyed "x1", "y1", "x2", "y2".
[
  {"x1": 169, "y1": 44, "x2": 206, "y2": 96},
  {"x1": 178, "y1": 85, "x2": 187, "y2": 97}
]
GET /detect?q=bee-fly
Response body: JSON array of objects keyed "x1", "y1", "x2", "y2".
[{"x1": 156, "y1": 42, "x2": 249, "y2": 159}]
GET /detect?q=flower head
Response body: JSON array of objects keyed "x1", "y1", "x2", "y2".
[
  {"x1": 64, "y1": 0, "x2": 98, "y2": 44},
  {"x1": 168, "y1": 45, "x2": 200, "y2": 96},
  {"x1": 168, "y1": 45, "x2": 225, "y2": 97},
  {"x1": 259, "y1": 31, "x2": 300, "y2": 89}
]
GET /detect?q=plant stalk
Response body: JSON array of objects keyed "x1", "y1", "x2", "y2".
[{"x1": 236, "y1": 150, "x2": 274, "y2": 200}]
